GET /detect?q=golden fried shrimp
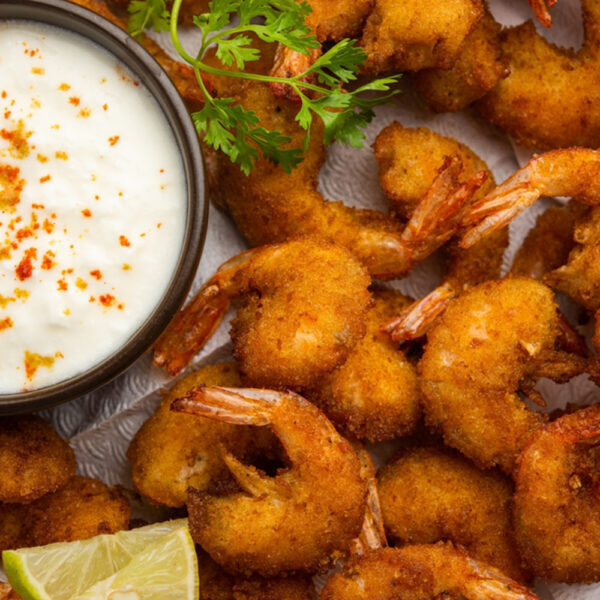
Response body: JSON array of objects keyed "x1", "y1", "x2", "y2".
[
  {"x1": 419, "y1": 278, "x2": 587, "y2": 473},
  {"x1": 476, "y1": 0, "x2": 600, "y2": 150},
  {"x1": 461, "y1": 148, "x2": 600, "y2": 249},
  {"x1": 28, "y1": 476, "x2": 131, "y2": 546},
  {"x1": 320, "y1": 543, "x2": 541, "y2": 600},
  {"x1": 198, "y1": 551, "x2": 315, "y2": 600},
  {"x1": 373, "y1": 123, "x2": 507, "y2": 341},
  {"x1": 413, "y1": 7, "x2": 508, "y2": 113},
  {"x1": 154, "y1": 240, "x2": 371, "y2": 383},
  {"x1": 359, "y1": 0, "x2": 484, "y2": 75},
  {"x1": 510, "y1": 204, "x2": 577, "y2": 279},
  {"x1": 513, "y1": 404, "x2": 600, "y2": 582},
  {"x1": 377, "y1": 447, "x2": 528, "y2": 582},
  {"x1": 174, "y1": 386, "x2": 367, "y2": 575},
  {"x1": 0, "y1": 415, "x2": 75, "y2": 504},
  {"x1": 0, "y1": 503, "x2": 31, "y2": 552},
  {"x1": 207, "y1": 85, "x2": 485, "y2": 282},
  {"x1": 127, "y1": 362, "x2": 267, "y2": 508},
  {"x1": 71, "y1": 0, "x2": 204, "y2": 111},
  {"x1": 309, "y1": 286, "x2": 421, "y2": 442}
]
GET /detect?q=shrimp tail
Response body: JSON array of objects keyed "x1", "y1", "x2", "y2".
[
  {"x1": 556, "y1": 312, "x2": 590, "y2": 357},
  {"x1": 529, "y1": 0, "x2": 556, "y2": 28},
  {"x1": 220, "y1": 448, "x2": 285, "y2": 498},
  {"x1": 382, "y1": 283, "x2": 456, "y2": 342},
  {"x1": 401, "y1": 157, "x2": 487, "y2": 265},
  {"x1": 465, "y1": 557, "x2": 541, "y2": 600},
  {"x1": 171, "y1": 386, "x2": 288, "y2": 426},
  {"x1": 460, "y1": 183, "x2": 540, "y2": 249},
  {"x1": 269, "y1": 44, "x2": 322, "y2": 101}
]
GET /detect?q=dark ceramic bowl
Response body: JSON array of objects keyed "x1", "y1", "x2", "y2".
[{"x1": 0, "y1": 0, "x2": 207, "y2": 414}]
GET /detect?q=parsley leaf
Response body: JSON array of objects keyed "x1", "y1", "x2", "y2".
[{"x1": 128, "y1": 0, "x2": 169, "y2": 37}]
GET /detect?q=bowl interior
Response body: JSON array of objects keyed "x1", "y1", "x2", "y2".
[{"x1": 0, "y1": 0, "x2": 206, "y2": 413}]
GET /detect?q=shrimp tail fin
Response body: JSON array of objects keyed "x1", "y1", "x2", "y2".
[
  {"x1": 153, "y1": 282, "x2": 231, "y2": 376},
  {"x1": 269, "y1": 45, "x2": 321, "y2": 101},
  {"x1": 556, "y1": 311, "x2": 590, "y2": 357},
  {"x1": 171, "y1": 386, "x2": 285, "y2": 426},
  {"x1": 465, "y1": 557, "x2": 542, "y2": 600},
  {"x1": 220, "y1": 448, "x2": 283, "y2": 498},
  {"x1": 460, "y1": 185, "x2": 539, "y2": 249},
  {"x1": 529, "y1": 0, "x2": 556, "y2": 28},
  {"x1": 382, "y1": 283, "x2": 456, "y2": 342},
  {"x1": 401, "y1": 156, "x2": 487, "y2": 266}
]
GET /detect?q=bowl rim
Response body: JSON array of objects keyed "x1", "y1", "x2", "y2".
[{"x1": 0, "y1": 0, "x2": 207, "y2": 413}]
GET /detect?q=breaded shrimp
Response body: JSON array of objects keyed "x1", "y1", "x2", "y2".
[
  {"x1": 198, "y1": 551, "x2": 315, "y2": 600},
  {"x1": 461, "y1": 148, "x2": 600, "y2": 249},
  {"x1": 377, "y1": 446, "x2": 528, "y2": 582},
  {"x1": 28, "y1": 476, "x2": 130, "y2": 545},
  {"x1": 309, "y1": 286, "x2": 421, "y2": 442},
  {"x1": 359, "y1": 0, "x2": 484, "y2": 74},
  {"x1": 373, "y1": 123, "x2": 507, "y2": 341},
  {"x1": 127, "y1": 362, "x2": 270, "y2": 508},
  {"x1": 413, "y1": 7, "x2": 508, "y2": 112},
  {"x1": 0, "y1": 415, "x2": 75, "y2": 504},
  {"x1": 174, "y1": 387, "x2": 368, "y2": 575},
  {"x1": 513, "y1": 404, "x2": 600, "y2": 583},
  {"x1": 154, "y1": 240, "x2": 372, "y2": 382},
  {"x1": 207, "y1": 81, "x2": 485, "y2": 281},
  {"x1": 320, "y1": 543, "x2": 541, "y2": 600},
  {"x1": 476, "y1": 0, "x2": 600, "y2": 150},
  {"x1": 510, "y1": 205, "x2": 577, "y2": 279},
  {"x1": 0, "y1": 503, "x2": 31, "y2": 552},
  {"x1": 419, "y1": 278, "x2": 587, "y2": 473}
]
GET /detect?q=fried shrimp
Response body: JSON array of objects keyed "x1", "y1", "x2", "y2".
[
  {"x1": 0, "y1": 503, "x2": 31, "y2": 552},
  {"x1": 207, "y1": 82, "x2": 485, "y2": 281},
  {"x1": 461, "y1": 149, "x2": 600, "y2": 249},
  {"x1": 309, "y1": 286, "x2": 421, "y2": 442},
  {"x1": 173, "y1": 387, "x2": 368, "y2": 575},
  {"x1": 359, "y1": 0, "x2": 484, "y2": 74},
  {"x1": 513, "y1": 404, "x2": 600, "y2": 583},
  {"x1": 0, "y1": 415, "x2": 75, "y2": 504},
  {"x1": 476, "y1": 0, "x2": 600, "y2": 150},
  {"x1": 28, "y1": 476, "x2": 131, "y2": 546},
  {"x1": 127, "y1": 362, "x2": 269, "y2": 508},
  {"x1": 419, "y1": 278, "x2": 587, "y2": 473},
  {"x1": 320, "y1": 543, "x2": 541, "y2": 600},
  {"x1": 373, "y1": 123, "x2": 507, "y2": 341},
  {"x1": 377, "y1": 447, "x2": 528, "y2": 582},
  {"x1": 154, "y1": 240, "x2": 372, "y2": 381},
  {"x1": 413, "y1": 7, "x2": 508, "y2": 113}
]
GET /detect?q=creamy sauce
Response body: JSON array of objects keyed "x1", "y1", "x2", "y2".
[{"x1": 0, "y1": 21, "x2": 187, "y2": 392}]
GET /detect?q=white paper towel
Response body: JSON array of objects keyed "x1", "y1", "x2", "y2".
[{"x1": 32, "y1": 1, "x2": 600, "y2": 597}]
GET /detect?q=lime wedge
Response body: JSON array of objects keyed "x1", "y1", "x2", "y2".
[
  {"x1": 3, "y1": 519, "x2": 187, "y2": 600},
  {"x1": 70, "y1": 527, "x2": 198, "y2": 600}
]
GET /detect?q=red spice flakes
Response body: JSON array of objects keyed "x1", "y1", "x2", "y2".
[
  {"x1": 159, "y1": 168, "x2": 165, "y2": 173},
  {"x1": 24, "y1": 350, "x2": 56, "y2": 380},
  {"x1": 69, "y1": 96, "x2": 80, "y2": 106},
  {"x1": 0, "y1": 317, "x2": 13, "y2": 332},
  {"x1": 122, "y1": 263, "x2": 131, "y2": 271},
  {"x1": 0, "y1": 164, "x2": 25, "y2": 212},
  {"x1": 37, "y1": 153, "x2": 48, "y2": 163},
  {"x1": 1, "y1": 120, "x2": 31, "y2": 159},
  {"x1": 99, "y1": 294, "x2": 115, "y2": 307},
  {"x1": 39, "y1": 174, "x2": 51, "y2": 184},
  {"x1": 42, "y1": 218, "x2": 54, "y2": 234},
  {"x1": 15, "y1": 247, "x2": 37, "y2": 281},
  {"x1": 41, "y1": 250, "x2": 56, "y2": 270},
  {"x1": 89, "y1": 295, "x2": 96, "y2": 303},
  {"x1": 31, "y1": 203, "x2": 44, "y2": 209},
  {"x1": 15, "y1": 227, "x2": 33, "y2": 242},
  {"x1": 156, "y1": 223, "x2": 162, "y2": 229},
  {"x1": 55, "y1": 151, "x2": 68, "y2": 161},
  {"x1": 1, "y1": 91, "x2": 6, "y2": 99},
  {"x1": 3, "y1": 110, "x2": 11, "y2": 120},
  {"x1": 58, "y1": 83, "x2": 71, "y2": 91},
  {"x1": 78, "y1": 107, "x2": 91, "y2": 119},
  {"x1": 31, "y1": 67, "x2": 45, "y2": 75},
  {"x1": 119, "y1": 235, "x2": 130, "y2": 247},
  {"x1": 102, "y1": 104, "x2": 108, "y2": 111},
  {"x1": 94, "y1": 195, "x2": 100, "y2": 200},
  {"x1": 75, "y1": 277, "x2": 87, "y2": 290},
  {"x1": 108, "y1": 135, "x2": 120, "y2": 146},
  {"x1": 89, "y1": 269, "x2": 102, "y2": 280},
  {"x1": 56, "y1": 278, "x2": 68, "y2": 291},
  {"x1": 81, "y1": 208, "x2": 92, "y2": 218}
]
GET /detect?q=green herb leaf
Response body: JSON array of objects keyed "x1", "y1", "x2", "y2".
[{"x1": 128, "y1": 0, "x2": 169, "y2": 37}]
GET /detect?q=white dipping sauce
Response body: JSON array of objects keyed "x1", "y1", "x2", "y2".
[{"x1": 0, "y1": 21, "x2": 187, "y2": 392}]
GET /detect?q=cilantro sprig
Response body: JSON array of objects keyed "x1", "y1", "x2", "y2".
[{"x1": 128, "y1": 0, "x2": 400, "y2": 174}]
